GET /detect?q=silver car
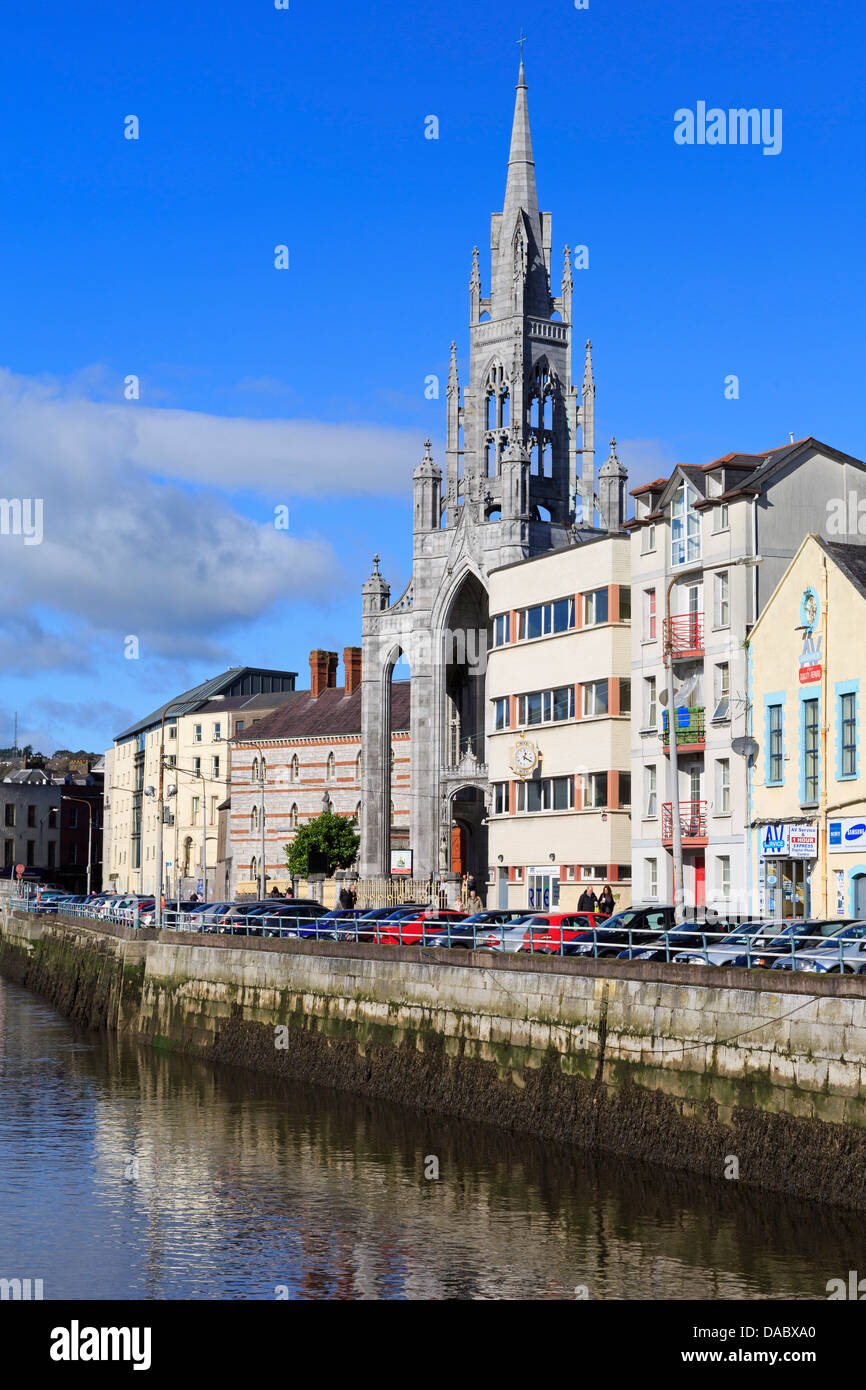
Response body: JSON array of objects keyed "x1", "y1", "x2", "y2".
[
  {"x1": 771, "y1": 922, "x2": 866, "y2": 974},
  {"x1": 473, "y1": 920, "x2": 533, "y2": 953},
  {"x1": 673, "y1": 922, "x2": 767, "y2": 967}
]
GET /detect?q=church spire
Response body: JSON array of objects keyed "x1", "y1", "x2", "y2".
[
  {"x1": 492, "y1": 53, "x2": 549, "y2": 320},
  {"x1": 502, "y1": 55, "x2": 540, "y2": 228}
]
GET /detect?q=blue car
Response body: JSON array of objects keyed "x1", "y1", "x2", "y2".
[{"x1": 616, "y1": 918, "x2": 743, "y2": 962}]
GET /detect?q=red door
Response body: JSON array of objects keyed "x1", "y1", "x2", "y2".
[
  {"x1": 694, "y1": 854, "x2": 706, "y2": 908},
  {"x1": 451, "y1": 824, "x2": 466, "y2": 875}
]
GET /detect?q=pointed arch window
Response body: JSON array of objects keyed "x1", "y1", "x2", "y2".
[
  {"x1": 354, "y1": 801, "x2": 362, "y2": 831},
  {"x1": 250, "y1": 857, "x2": 257, "y2": 882},
  {"x1": 326, "y1": 752, "x2": 336, "y2": 782},
  {"x1": 484, "y1": 362, "x2": 510, "y2": 476},
  {"x1": 290, "y1": 754, "x2": 299, "y2": 783},
  {"x1": 252, "y1": 757, "x2": 259, "y2": 784},
  {"x1": 290, "y1": 803, "x2": 298, "y2": 831},
  {"x1": 355, "y1": 750, "x2": 362, "y2": 783},
  {"x1": 251, "y1": 805, "x2": 258, "y2": 832}
]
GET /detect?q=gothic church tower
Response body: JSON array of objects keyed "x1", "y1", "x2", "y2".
[{"x1": 360, "y1": 59, "x2": 603, "y2": 882}]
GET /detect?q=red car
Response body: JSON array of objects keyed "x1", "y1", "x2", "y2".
[
  {"x1": 375, "y1": 908, "x2": 467, "y2": 947},
  {"x1": 520, "y1": 911, "x2": 610, "y2": 954}
]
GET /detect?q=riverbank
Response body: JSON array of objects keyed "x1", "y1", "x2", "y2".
[{"x1": 4, "y1": 907, "x2": 866, "y2": 1208}]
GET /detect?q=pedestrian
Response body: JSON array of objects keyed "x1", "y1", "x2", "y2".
[
  {"x1": 188, "y1": 889, "x2": 200, "y2": 905},
  {"x1": 598, "y1": 883, "x2": 615, "y2": 916},
  {"x1": 466, "y1": 890, "x2": 483, "y2": 914},
  {"x1": 348, "y1": 885, "x2": 357, "y2": 909},
  {"x1": 270, "y1": 885, "x2": 282, "y2": 898},
  {"x1": 339, "y1": 885, "x2": 353, "y2": 910},
  {"x1": 577, "y1": 886, "x2": 598, "y2": 914}
]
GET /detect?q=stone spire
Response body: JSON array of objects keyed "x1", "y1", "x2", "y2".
[
  {"x1": 492, "y1": 57, "x2": 549, "y2": 319},
  {"x1": 361, "y1": 554, "x2": 390, "y2": 614},
  {"x1": 502, "y1": 58, "x2": 539, "y2": 226},
  {"x1": 598, "y1": 436, "x2": 628, "y2": 532}
]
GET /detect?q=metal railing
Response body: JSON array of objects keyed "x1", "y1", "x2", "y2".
[
  {"x1": 661, "y1": 708, "x2": 706, "y2": 748},
  {"x1": 8, "y1": 896, "x2": 866, "y2": 975},
  {"x1": 661, "y1": 800, "x2": 707, "y2": 839},
  {"x1": 663, "y1": 613, "x2": 704, "y2": 659}
]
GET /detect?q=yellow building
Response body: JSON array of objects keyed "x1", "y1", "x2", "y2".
[{"x1": 748, "y1": 535, "x2": 866, "y2": 919}]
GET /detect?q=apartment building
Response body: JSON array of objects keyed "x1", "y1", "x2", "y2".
[
  {"x1": 749, "y1": 536, "x2": 866, "y2": 919},
  {"x1": 230, "y1": 648, "x2": 410, "y2": 895},
  {"x1": 103, "y1": 667, "x2": 297, "y2": 898},
  {"x1": 486, "y1": 534, "x2": 633, "y2": 912},
  {"x1": 627, "y1": 437, "x2": 866, "y2": 914}
]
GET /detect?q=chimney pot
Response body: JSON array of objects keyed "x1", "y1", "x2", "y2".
[{"x1": 343, "y1": 646, "x2": 362, "y2": 696}]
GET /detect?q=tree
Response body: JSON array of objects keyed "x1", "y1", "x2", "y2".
[{"x1": 285, "y1": 811, "x2": 360, "y2": 878}]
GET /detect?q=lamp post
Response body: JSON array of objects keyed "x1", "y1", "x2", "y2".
[
  {"x1": 61, "y1": 795, "x2": 93, "y2": 896},
  {"x1": 664, "y1": 553, "x2": 761, "y2": 924}
]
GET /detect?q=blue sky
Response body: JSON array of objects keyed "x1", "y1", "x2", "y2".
[{"x1": 1, "y1": 0, "x2": 864, "y2": 753}]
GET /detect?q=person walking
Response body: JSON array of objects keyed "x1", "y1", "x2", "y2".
[
  {"x1": 577, "y1": 886, "x2": 598, "y2": 914},
  {"x1": 338, "y1": 885, "x2": 353, "y2": 910},
  {"x1": 466, "y1": 890, "x2": 483, "y2": 914},
  {"x1": 598, "y1": 884, "x2": 615, "y2": 916}
]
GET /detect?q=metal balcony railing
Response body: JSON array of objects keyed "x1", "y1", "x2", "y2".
[
  {"x1": 663, "y1": 614, "x2": 704, "y2": 659},
  {"x1": 662, "y1": 800, "x2": 708, "y2": 841},
  {"x1": 661, "y1": 707, "x2": 706, "y2": 750}
]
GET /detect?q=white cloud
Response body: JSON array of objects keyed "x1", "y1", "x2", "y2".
[{"x1": 0, "y1": 367, "x2": 417, "y2": 664}]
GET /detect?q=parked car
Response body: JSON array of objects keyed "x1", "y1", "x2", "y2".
[
  {"x1": 256, "y1": 903, "x2": 331, "y2": 938},
  {"x1": 335, "y1": 904, "x2": 429, "y2": 943},
  {"x1": 567, "y1": 906, "x2": 679, "y2": 958},
  {"x1": 770, "y1": 922, "x2": 866, "y2": 973},
  {"x1": 371, "y1": 908, "x2": 468, "y2": 947},
  {"x1": 520, "y1": 912, "x2": 610, "y2": 954},
  {"x1": 187, "y1": 901, "x2": 234, "y2": 932},
  {"x1": 422, "y1": 909, "x2": 533, "y2": 949},
  {"x1": 616, "y1": 918, "x2": 743, "y2": 962},
  {"x1": 744, "y1": 918, "x2": 858, "y2": 967},
  {"x1": 672, "y1": 922, "x2": 769, "y2": 966}
]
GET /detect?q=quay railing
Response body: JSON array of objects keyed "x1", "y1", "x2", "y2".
[{"x1": 8, "y1": 896, "x2": 866, "y2": 976}]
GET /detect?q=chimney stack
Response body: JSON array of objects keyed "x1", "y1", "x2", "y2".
[
  {"x1": 343, "y1": 646, "x2": 362, "y2": 696},
  {"x1": 310, "y1": 649, "x2": 338, "y2": 698}
]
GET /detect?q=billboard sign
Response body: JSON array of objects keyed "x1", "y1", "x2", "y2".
[
  {"x1": 760, "y1": 824, "x2": 789, "y2": 858},
  {"x1": 828, "y1": 817, "x2": 866, "y2": 853}
]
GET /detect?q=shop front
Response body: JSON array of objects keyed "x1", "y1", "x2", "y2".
[
  {"x1": 828, "y1": 815, "x2": 866, "y2": 917},
  {"x1": 757, "y1": 823, "x2": 817, "y2": 919}
]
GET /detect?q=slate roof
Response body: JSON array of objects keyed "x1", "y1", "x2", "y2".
[
  {"x1": 821, "y1": 540, "x2": 866, "y2": 604},
  {"x1": 233, "y1": 681, "x2": 411, "y2": 742},
  {"x1": 629, "y1": 437, "x2": 866, "y2": 506},
  {"x1": 114, "y1": 668, "x2": 297, "y2": 741}
]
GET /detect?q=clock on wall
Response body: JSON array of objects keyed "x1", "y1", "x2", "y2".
[{"x1": 510, "y1": 733, "x2": 539, "y2": 779}]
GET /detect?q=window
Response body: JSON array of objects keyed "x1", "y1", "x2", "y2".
[
  {"x1": 840, "y1": 691, "x2": 857, "y2": 778},
  {"x1": 718, "y1": 855, "x2": 731, "y2": 897},
  {"x1": 715, "y1": 758, "x2": 730, "y2": 814},
  {"x1": 641, "y1": 524, "x2": 656, "y2": 554},
  {"x1": 27, "y1": 804, "x2": 36, "y2": 827},
  {"x1": 193, "y1": 724, "x2": 202, "y2": 743},
  {"x1": 48, "y1": 808, "x2": 57, "y2": 829},
  {"x1": 168, "y1": 724, "x2": 177, "y2": 740},
  {"x1": 643, "y1": 588, "x2": 656, "y2": 641},
  {"x1": 619, "y1": 679, "x2": 631, "y2": 715},
  {"x1": 192, "y1": 795, "x2": 201, "y2": 820},
  {"x1": 768, "y1": 704, "x2": 783, "y2": 784},
  {"x1": 212, "y1": 757, "x2": 220, "y2": 779},
  {"x1": 583, "y1": 680, "x2": 609, "y2": 717},
  {"x1": 617, "y1": 865, "x2": 632, "y2": 881},
  {"x1": 618, "y1": 773, "x2": 631, "y2": 808},
  {"x1": 193, "y1": 757, "x2": 201, "y2": 776},
  {"x1": 585, "y1": 772, "x2": 608, "y2": 808},
  {"x1": 644, "y1": 676, "x2": 657, "y2": 730},
  {"x1": 584, "y1": 588, "x2": 609, "y2": 626},
  {"x1": 326, "y1": 753, "x2": 336, "y2": 782},
  {"x1": 3, "y1": 840, "x2": 11, "y2": 867},
  {"x1": 213, "y1": 722, "x2": 221, "y2": 742},
  {"x1": 618, "y1": 587, "x2": 631, "y2": 622},
  {"x1": 493, "y1": 782, "x2": 509, "y2": 815},
  {"x1": 290, "y1": 804, "x2": 298, "y2": 831},
  {"x1": 518, "y1": 597, "x2": 575, "y2": 639},
  {"x1": 47, "y1": 841, "x2": 56, "y2": 868},
  {"x1": 645, "y1": 766, "x2": 658, "y2": 818},
  {"x1": 494, "y1": 697, "x2": 511, "y2": 731},
  {"x1": 581, "y1": 865, "x2": 605, "y2": 880},
  {"x1": 713, "y1": 663, "x2": 730, "y2": 721},
  {"x1": 26, "y1": 839, "x2": 35, "y2": 866},
  {"x1": 4, "y1": 804, "x2": 14, "y2": 828},
  {"x1": 210, "y1": 796, "x2": 218, "y2": 825},
  {"x1": 714, "y1": 570, "x2": 730, "y2": 629},
  {"x1": 803, "y1": 698, "x2": 820, "y2": 803},
  {"x1": 252, "y1": 758, "x2": 259, "y2": 783},
  {"x1": 69, "y1": 806, "x2": 78, "y2": 829},
  {"x1": 646, "y1": 857, "x2": 658, "y2": 898},
  {"x1": 670, "y1": 481, "x2": 701, "y2": 565},
  {"x1": 291, "y1": 755, "x2": 299, "y2": 783},
  {"x1": 517, "y1": 777, "x2": 574, "y2": 812},
  {"x1": 517, "y1": 687, "x2": 574, "y2": 725},
  {"x1": 714, "y1": 503, "x2": 729, "y2": 532},
  {"x1": 514, "y1": 866, "x2": 524, "y2": 883},
  {"x1": 236, "y1": 720, "x2": 245, "y2": 733},
  {"x1": 493, "y1": 613, "x2": 511, "y2": 647}
]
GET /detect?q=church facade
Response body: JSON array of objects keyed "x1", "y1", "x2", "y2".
[{"x1": 360, "y1": 61, "x2": 626, "y2": 885}]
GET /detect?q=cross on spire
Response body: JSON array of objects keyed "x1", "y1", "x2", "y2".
[{"x1": 517, "y1": 30, "x2": 527, "y2": 64}]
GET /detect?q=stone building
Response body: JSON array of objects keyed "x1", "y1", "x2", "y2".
[
  {"x1": 0, "y1": 764, "x2": 104, "y2": 891},
  {"x1": 231, "y1": 649, "x2": 411, "y2": 895},
  {"x1": 361, "y1": 59, "x2": 622, "y2": 887}
]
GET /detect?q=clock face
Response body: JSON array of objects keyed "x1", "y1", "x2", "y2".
[
  {"x1": 512, "y1": 738, "x2": 538, "y2": 776},
  {"x1": 515, "y1": 746, "x2": 535, "y2": 768}
]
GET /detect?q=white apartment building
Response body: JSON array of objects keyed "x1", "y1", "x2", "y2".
[
  {"x1": 486, "y1": 533, "x2": 633, "y2": 912},
  {"x1": 103, "y1": 667, "x2": 297, "y2": 899},
  {"x1": 627, "y1": 437, "x2": 866, "y2": 914}
]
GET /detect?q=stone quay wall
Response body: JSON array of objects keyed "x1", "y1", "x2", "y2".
[{"x1": 4, "y1": 907, "x2": 866, "y2": 1208}]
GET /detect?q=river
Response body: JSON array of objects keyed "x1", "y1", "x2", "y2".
[{"x1": 0, "y1": 975, "x2": 854, "y2": 1300}]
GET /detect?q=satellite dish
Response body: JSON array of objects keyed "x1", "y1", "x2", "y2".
[
  {"x1": 732, "y1": 736, "x2": 759, "y2": 758},
  {"x1": 658, "y1": 689, "x2": 669, "y2": 707}
]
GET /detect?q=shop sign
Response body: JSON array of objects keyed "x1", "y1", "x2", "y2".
[
  {"x1": 798, "y1": 632, "x2": 822, "y2": 685},
  {"x1": 760, "y1": 824, "x2": 789, "y2": 858},
  {"x1": 789, "y1": 824, "x2": 818, "y2": 858},
  {"x1": 828, "y1": 818, "x2": 866, "y2": 853}
]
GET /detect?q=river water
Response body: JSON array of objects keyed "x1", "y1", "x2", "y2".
[{"x1": 0, "y1": 976, "x2": 855, "y2": 1301}]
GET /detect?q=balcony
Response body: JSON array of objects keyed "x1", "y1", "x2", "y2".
[
  {"x1": 661, "y1": 707, "x2": 706, "y2": 753},
  {"x1": 663, "y1": 614, "x2": 704, "y2": 660},
  {"x1": 661, "y1": 800, "x2": 707, "y2": 844}
]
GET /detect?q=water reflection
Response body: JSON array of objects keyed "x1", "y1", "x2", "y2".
[{"x1": 0, "y1": 977, "x2": 855, "y2": 1300}]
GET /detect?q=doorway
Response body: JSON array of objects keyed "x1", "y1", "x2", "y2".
[
  {"x1": 527, "y1": 869, "x2": 560, "y2": 911},
  {"x1": 854, "y1": 873, "x2": 866, "y2": 917}
]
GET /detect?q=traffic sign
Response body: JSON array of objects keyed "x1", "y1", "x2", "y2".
[{"x1": 15, "y1": 864, "x2": 24, "y2": 878}]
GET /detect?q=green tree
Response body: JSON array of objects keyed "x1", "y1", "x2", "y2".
[{"x1": 285, "y1": 810, "x2": 360, "y2": 878}]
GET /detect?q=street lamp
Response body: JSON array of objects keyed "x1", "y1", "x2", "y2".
[{"x1": 664, "y1": 553, "x2": 762, "y2": 923}]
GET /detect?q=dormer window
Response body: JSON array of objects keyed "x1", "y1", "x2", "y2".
[{"x1": 670, "y1": 481, "x2": 701, "y2": 566}]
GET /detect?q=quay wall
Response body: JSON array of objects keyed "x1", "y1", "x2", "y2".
[{"x1": 4, "y1": 908, "x2": 866, "y2": 1207}]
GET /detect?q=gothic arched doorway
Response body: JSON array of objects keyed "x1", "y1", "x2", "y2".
[{"x1": 449, "y1": 784, "x2": 488, "y2": 893}]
